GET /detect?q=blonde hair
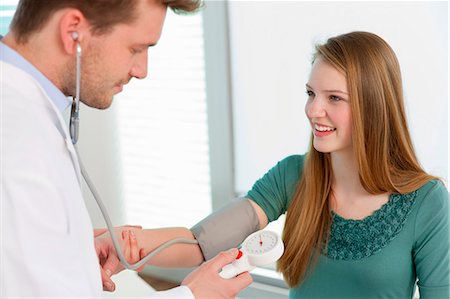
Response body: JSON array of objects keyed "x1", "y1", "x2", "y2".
[{"x1": 277, "y1": 31, "x2": 438, "y2": 287}]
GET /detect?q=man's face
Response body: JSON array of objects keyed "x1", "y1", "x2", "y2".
[{"x1": 68, "y1": 0, "x2": 167, "y2": 109}]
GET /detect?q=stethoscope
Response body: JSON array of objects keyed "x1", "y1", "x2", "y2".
[
  {"x1": 68, "y1": 32, "x2": 198, "y2": 271},
  {"x1": 68, "y1": 32, "x2": 284, "y2": 276}
]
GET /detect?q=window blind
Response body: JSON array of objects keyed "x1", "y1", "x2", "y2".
[
  {"x1": 0, "y1": 4, "x2": 16, "y2": 36},
  {"x1": 116, "y1": 10, "x2": 212, "y2": 228}
]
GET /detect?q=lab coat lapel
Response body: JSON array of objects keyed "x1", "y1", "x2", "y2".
[{"x1": 34, "y1": 80, "x2": 83, "y2": 187}]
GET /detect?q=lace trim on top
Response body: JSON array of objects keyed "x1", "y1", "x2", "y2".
[{"x1": 325, "y1": 191, "x2": 418, "y2": 260}]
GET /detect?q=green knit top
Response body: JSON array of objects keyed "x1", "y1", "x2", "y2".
[{"x1": 247, "y1": 155, "x2": 449, "y2": 299}]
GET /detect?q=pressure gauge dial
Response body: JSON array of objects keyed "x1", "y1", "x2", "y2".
[
  {"x1": 219, "y1": 230, "x2": 284, "y2": 279},
  {"x1": 243, "y1": 230, "x2": 284, "y2": 266}
]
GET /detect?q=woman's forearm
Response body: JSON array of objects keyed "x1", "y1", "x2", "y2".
[{"x1": 133, "y1": 227, "x2": 204, "y2": 268}]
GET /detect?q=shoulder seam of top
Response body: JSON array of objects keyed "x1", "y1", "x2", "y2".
[{"x1": 412, "y1": 180, "x2": 440, "y2": 247}]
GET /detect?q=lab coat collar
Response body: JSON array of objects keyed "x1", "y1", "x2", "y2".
[
  {"x1": 0, "y1": 36, "x2": 71, "y2": 113},
  {"x1": 1, "y1": 37, "x2": 81, "y2": 185}
]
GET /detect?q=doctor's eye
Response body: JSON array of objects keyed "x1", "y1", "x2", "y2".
[
  {"x1": 130, "y1": 47, "x2": 144, "y2": 55},
  {"x1": 306, "y1": 90, "x2": 315, "y2": 97}
]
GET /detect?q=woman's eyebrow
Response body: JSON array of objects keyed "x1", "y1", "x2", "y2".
[
  {"x1": 305, "y1": 84, "x2": 348, "y2": 95},
  {"x1": 323, "y1": 89, "x2": 348, "y2": 95}
]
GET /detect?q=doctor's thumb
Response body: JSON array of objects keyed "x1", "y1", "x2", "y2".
[
  {"x1": 102, "y1": 251, "x2": 120, "y2": 276},
  {"x1": 101, "y1": 267, "x2": 116, "y2": 292}
]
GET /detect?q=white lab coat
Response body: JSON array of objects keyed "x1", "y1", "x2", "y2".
[{"x1": 1, "y1": 61, "x2": 194, "y2": 298}]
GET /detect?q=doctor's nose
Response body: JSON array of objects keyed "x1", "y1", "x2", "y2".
[
  {"x1": 130, "y1": 52, "x2": 148, "y2": 79},
  {"x1": 306, "y1": 97, "x2": 327, "y2": 119}
]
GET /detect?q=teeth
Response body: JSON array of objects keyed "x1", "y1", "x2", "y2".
[{"x1": 314, "y1": 124, "x2": 336, "y2": 132}]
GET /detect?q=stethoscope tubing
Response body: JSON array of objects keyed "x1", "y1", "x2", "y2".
[
  {"x1": 69, "y1": 38, "x2": 198, "y2": 270},
  {"x1": 75, "y1": 146, "x2": 198, "y2": 270}
]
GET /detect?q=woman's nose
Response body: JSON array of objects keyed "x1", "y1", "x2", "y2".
[{"x1": 306, "y1": 97, "x2": 326, "y2": 118}]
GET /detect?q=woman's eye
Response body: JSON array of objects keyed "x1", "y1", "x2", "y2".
[
  {"x1": 306, "y1": 90, "x2": 314, "y2": 97},
  {"x1": 330, "y1": 95, "x2": 341, "y2": 101}
]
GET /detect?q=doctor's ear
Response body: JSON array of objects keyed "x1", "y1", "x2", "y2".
[
  {"x1": 60, "y1": 32, "x2": 79, "y2": 55},
  {"x1": 61, "y1": 31, "x2": 82, "y2": 55},
  {"x1": 59, "y1": 9, "x2": 86, "y2": 55}
]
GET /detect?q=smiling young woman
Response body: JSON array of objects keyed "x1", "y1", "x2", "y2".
[
  {"x1": 98, "y1": 31, "x2": 449, "y2": 299},
  {"x1": 274, "y1": 32, "x2": 447, "y2": 298}
]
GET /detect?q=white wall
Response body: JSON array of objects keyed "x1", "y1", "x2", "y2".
[
  {"x1": 78, "y1": 102, "x2": 126, "y2": 228},
  {"x1": 228, "y1": 1, "x2": 449, "y2": 192},
  {"x1": 74, "y1": 1, "x2": 449, "y2": 228}
]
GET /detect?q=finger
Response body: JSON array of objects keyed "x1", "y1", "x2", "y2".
[
  {"x1": 103, "y1": 250, "x2": 121, "y2": 276},
  {"x1": 94, "y1": 238, "x2": 104, "y2": 256},
  {"x1": 231, "y1": 271, "x2": 253, "y2": 289},
  {"x1": 95, "y1": 240, "x2": 108, "y2": 265},
  {"x1": 209, "y1": 248, "x2": 239, "y2": 271},
  {"x1": 129, "y1": 230, "x2": 139, "y2": 263},
  {"x1": 94, "y1": 228, "x2": 108, "y2": 237},
  {"x1": 100, "y1": 267, "x2": 116, "y2": 292},
  {"x1": 124, "y1": 224, "x2": 143, "y2": 229},
  {"x1": 123, "y1": 230, "x2": 131, "y2": 262},
  {"x1": 121, "y1": 231, "x2": 144, "y2": 271},
  {"x1": 137, "y1": 248, "x2": 147, "y2": 272},
  {"x1": 139, "y1": 248, "x2": 147, "y2": 259},
  {"x1": 128, "y1": 231, "x2": 145, "y2": 271},
  {"x1": 136, "y1": 264, "x2": 146, "y2": 272},
  {"x1": 139, "y1": 248, "x2": 148, "y2": 260}
]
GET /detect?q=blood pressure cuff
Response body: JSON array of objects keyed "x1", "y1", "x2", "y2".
[{"x1": 190, "y1": 198, "x2": 260, "y2": 261}]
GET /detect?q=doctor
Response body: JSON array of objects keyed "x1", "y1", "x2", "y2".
[{"x1": 0, "y1": 0, "x2": 252, "y2": 297}]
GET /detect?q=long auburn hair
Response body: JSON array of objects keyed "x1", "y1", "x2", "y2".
[{"x1": 277, "y1": 31, "x2": 438, "y2": 287}]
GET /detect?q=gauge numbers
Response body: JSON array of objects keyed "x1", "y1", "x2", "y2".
[{"x1": 244, "y1": 231, "x2": 278, "y2": 255}]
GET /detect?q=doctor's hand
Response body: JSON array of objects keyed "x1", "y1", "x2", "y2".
[
  {"x1": 181, "y1": 248, "x2": 253, "y2": 299},
  {"x1": 94, "y1": 226, "x2": 143, "y2": 292}
]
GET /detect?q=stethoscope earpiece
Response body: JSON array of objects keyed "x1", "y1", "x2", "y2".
[{"x1": 69, "y1": 31, "x2": 81, "y2": 145}]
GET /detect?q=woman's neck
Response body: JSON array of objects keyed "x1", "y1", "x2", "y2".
[
  {"x1": 330, "y1": 149, "x2": 365, "y2": 197},
  {"x1": 329, "y1": 149, "x2": 390, "y2": 219}
]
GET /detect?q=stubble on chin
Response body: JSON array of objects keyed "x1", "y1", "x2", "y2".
[
  {"x1": 77, "y1": 89, "x2": 114, "y2": 109},
  {"x1": 61, "y1": 74, "x2": 114, "y2": 110},
  {"x1": 60, "y1": 46, "x2": 115, "y2": 109},
  {"x1": 89, "y1": 97, "x2": 114, "y2": 110},
  {"x1": 77, "y1": 68, "x2": 114, "y2": 108},
  {"x1": 60, "y1": 60, "x2": 76, "y2": 98}
]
